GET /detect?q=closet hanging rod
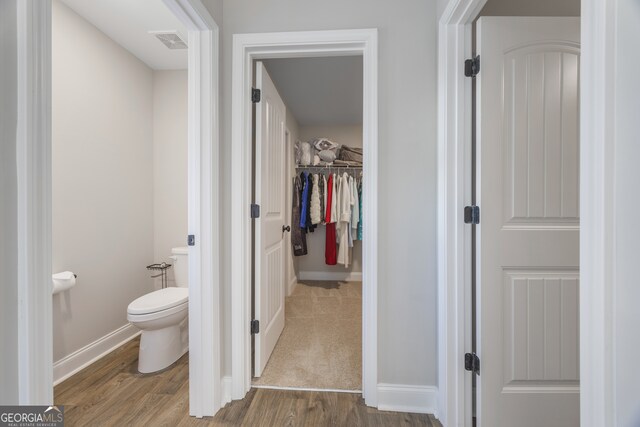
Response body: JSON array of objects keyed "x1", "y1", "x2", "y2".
[{"x1": 295, "y1": 165, "x2": 362, "y2": 169}]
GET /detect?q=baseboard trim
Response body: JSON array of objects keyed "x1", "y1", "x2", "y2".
[
  {"x1": 53, "y1": 323, "x2": 140, "y2": 386},
  {"x1": 298, "y1": 271, "x2": 362, "y2": 282},
  {"x1": 287, "y1": 275, "x2": 298, "y2": 296},
  {"x1": 252, "y1": 384, "x2": 362, "y2": 394},
  {"x1": 377, "y1": 383, "x2": 439, "y2": 416},
  {"x1": 221, "y1": 376, "x2": 233, "y2": 407}
]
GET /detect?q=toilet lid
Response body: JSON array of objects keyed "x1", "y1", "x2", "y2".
[{"x1": 128, "y1": 287, "x2": 188, "y2": 315}]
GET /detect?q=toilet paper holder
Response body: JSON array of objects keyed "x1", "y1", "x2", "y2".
[{"x1": 52, "y1": 271, "x2": 77, "y2": 295}]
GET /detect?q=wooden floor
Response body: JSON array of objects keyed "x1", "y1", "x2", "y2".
[{"x1": 55, "y1": 337, "x2": 441, "y2": 426}]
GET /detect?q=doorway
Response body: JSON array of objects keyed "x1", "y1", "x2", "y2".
[
  {"x1": 230, "y1": 29, "x2": 379, "y2": 406},
  {"x1": 250, "y1": 57, "x2": 364, "y2": 391},
  {"x1": 17, "y1": 0, "x2": 220, "y2": 417}
]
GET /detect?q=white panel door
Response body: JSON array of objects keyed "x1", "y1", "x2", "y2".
[
  {"x1": 254, "y1": 62, "x2": 286, "y2": 377},
  {"x1": 477, "y1": 17, "x2": 580, "y2": 427}
]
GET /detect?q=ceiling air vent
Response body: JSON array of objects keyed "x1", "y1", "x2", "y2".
[{"x1": 150, "y1": 31, "x2": 187, "y2": 50}]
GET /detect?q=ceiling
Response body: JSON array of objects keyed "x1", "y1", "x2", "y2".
[
  {"x1": 262, "y1": 56, "x2": 363, "y2": 126},
  {"x1": 60, "y1": 0, "x2": 187, "y2": 70}
]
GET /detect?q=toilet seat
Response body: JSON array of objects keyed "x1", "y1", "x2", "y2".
[
  {"x1": 127, "y1": 287, "x2": 188, "y2": 316},
  {"x1": 127, "y1": 301, "x2": 187, "y2": 323}
]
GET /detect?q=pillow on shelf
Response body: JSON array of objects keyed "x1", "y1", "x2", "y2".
[{"x1": 295, "y1": 141, "x2": 312, "y2": 166}]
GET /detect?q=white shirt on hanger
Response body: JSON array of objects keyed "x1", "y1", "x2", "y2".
[
  {"x1": 337, "y1": 173, "x2": 352, "y2": 267},
  {"x1": 330, "y1": 173, "x2": 338, "y2": 224}
]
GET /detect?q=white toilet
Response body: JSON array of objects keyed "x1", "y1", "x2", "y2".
[{"x1": 127, "y1": 247, "x2": 189, "y2": 373}]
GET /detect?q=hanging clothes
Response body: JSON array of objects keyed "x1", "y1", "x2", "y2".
[
  {"x1": 294, "y1": 167, "x2": 361, "y2": 264},
  {"x1": 337, "y1": 173, "x2": 352, "y2": 267},
  {"x1": 299, "y1": 172, "x2": 309, "y2": 229},
  {"x1": 302, "y1": 172, "x2": 317, "y2": 233},
  {"x1": 325, "y1": 173, "x2": 333, "y2": 223},
  {"x1": 351, "y1": 175, "x2": 360, "y2": 241},
  {"x1": 330, "y1": 173, "x2": 338, "y2": 224},
  {"x1": 322, "y1": 175, "x2": 328, "y2": 223},
  {"x1": 319, "y1": 175, "x2": 325, "y2": 224},
  {"x1": 291, "y1": 176, "x2": 307, "y2": 256},
  {"x1": 347, "y1": 175, "x2": 356, "y2": 248},
  {"x1": 357, "y1": 179, "x2": 363, "y2": 240},
  {"x1": 338, "y1": 173, "x2": 352, "y2": 223},
  {"x1": 325, "y1": 173, "x2": 337, "y2": 265},
  {"x1": 310, "y1": 174, "x2": 321, "y2": 225}
]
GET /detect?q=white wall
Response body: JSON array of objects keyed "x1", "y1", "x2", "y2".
[
  {"x1": 211, "y1": 0, "x2": 438, "y2": 386},
  {"x1": 51, "y1": 0, "x2": 154, "y2": 362},
  {"x1": 0, "y1": 0, "x2": 19, "y2": 404},
  {"x1": 153, "y1": 70, "x2": 188, "y2": 286},
  {"x1": 296, "y1": 125, "x2": 363, "y2": 278},
  {"x1": 613, "y1": 1, "x2": 640, "y2": 424}
]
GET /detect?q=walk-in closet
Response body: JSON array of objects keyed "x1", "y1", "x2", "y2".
[{"x1": 251, "y1": 56, "x2": 364, "y2": 391}]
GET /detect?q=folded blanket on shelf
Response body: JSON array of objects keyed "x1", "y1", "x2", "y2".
[{"x1": 338, "y1": 145, "x2": 363, "y2": 163}]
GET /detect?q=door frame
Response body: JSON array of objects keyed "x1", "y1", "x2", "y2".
[
  {"x1": 18, "y1": 0, "x2": 221, "y2": 417},
  {"x1": 15, "y1": 0, "x2": 53, "y2": 405},
  {"x1": 230, "y1": 29, "x2": 379, "y2": 406},
  {"x1": 284, "y1": 128, "x2": 297, "y2": 297},
  {"x1": 438, "y1": 1, "x2": 609, "y2": 426},
  {"x1": 161, "y1": 0, "x2": 221, "y2": 418},
  {"x1": 437, "y1": 1, "x2": 487, "y2": 424},
  {"x1": 578, "y1": 0, "x2": 617, "y2": 425}
]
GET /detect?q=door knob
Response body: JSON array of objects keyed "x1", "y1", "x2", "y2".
[{"x1": 282, "y1": 225, "x2": 291, "y2": 233}]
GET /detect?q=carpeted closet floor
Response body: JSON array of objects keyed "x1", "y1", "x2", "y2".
[{"x1": 252, "y1": 280, "x2": 362, "y2": 390}]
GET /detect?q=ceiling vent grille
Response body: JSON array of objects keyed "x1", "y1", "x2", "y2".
[{"x1": 150, "y1": 31, "x2": 187, "y2": 50}]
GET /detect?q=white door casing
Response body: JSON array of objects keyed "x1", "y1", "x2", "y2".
[
  {"x1": 253, "y1": 62, "x2": 287, "y2": 377},
  {"x1": 477, "y1": 17, "x2": 580, "y2": 427},
  {"x1": 285, "y1": 129, "x2": 297, "y2": 296},
  {"x1": 231, "y1": 29, "x2": 378, "y2": 405},
  {"x1": 162, "y1": 0, "x2": 221, "y2": 416},
  {"x1": 14, "y1": 0, "x2": 220, "y2": 414}
]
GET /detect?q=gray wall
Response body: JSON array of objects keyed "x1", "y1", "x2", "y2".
[
  {"x1": 437, "y1": 0, "x2": 580, "y2": 20},
  {"x1": 210, "y1": 0, "x2": 438, "y2": 386},
  {"x1": 52, "y1": 0, "x2": 155, "y2": 362},
  {"x1": 614, "y1": 1, "x2": 640, "y2": 424},
  {"x1": 153, "y1": 70, "x2": 188, "y2": 285},
  {"x1": 479, "y1": 0, "x2": 580, "y2": 17},
  {"x1": 0, "y1": 0, "x2": 19, "y2": 405},
  {"x1": 296, "y1": 125, "x2": 364, "y2": 277}
]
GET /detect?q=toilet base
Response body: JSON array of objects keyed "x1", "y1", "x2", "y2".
[{"x1": 137, "y1": 319, "x2": 188, "y2": 373}]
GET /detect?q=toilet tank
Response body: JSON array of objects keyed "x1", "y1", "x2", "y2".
[{"x1": 171, "y1": 247, "x2": 189, "y2": 288}]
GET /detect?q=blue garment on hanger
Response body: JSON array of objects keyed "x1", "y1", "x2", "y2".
[{"x1": 300, "y1": 172, "x2": 310, "y2": 228}]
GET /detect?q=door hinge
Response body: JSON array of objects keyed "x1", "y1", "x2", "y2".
[
  {"x1": 251, "y1": 203, "x2": 260, "y2": 219},
  {"x1": 251, "y1": 319, "x2": 260, "y2": 334},
  {"x1": 251, "y1": 88, "x2": 261, "y2": 103},
  {"x1": 464, "y1": 55, "x2": 480, "y2": 77},
  {"x1": 464, "y1": 205, "x2": 480, "y2": 224},
  {"x1": 187, "y1": 234, "x2": 195, "y2": 246},
  {"x1": 465, "y1": 352, "x2": 480, "y2": 375}
]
